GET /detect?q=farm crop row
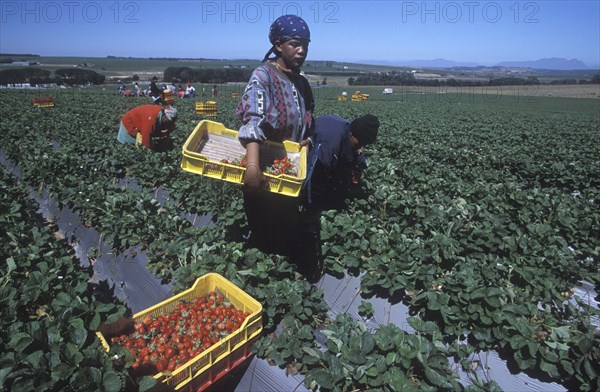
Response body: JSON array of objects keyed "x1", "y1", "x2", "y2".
[
  {"x1": 1, "y1": 88, "x2": 599, "y2": 391},
  {"x1": 0, "y1": 168, "x2": 132, "y2": 391}
]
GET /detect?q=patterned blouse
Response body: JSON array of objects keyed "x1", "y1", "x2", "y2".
[{"x1": 237, "y1": 62, "x2": 313, "y2": 146}]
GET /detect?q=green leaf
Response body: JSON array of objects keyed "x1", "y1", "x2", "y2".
[
  {"x1": 52, "y1": 292, "x2": 74, "y2": 310},
  {"x1": 527, "y1": 341, "x2": 537, "y2": 357},
  {"x1": 9, "y1": 332, "x2": 34, "y2": 353},
  {"x1": 280, "y1": 348, "x2": 291, "y2": 359},
  {"x1": 424, "y1": 366, "x2": 451, "y2": 388},
  {"x1": 88, "y1": 311, "x2": 101, "y2": 331},
  {"x1": 545, "y1": 340, "x2": 569, "y2": 351},
  {"x1": 6, "y1": 258, "x2": 17, "y2": 272},
  {"x1": 69, "y1": 318, "x2": 87, "y2": 347},
  {"x1": 540, "y1": 360, "x2": 559, "y2": 377},
  {"x1": 52, "y1": 362, "x2": 75, "y2": 381},
  {"x1": 329, "y1": 356, "x2": 345, "y2": 384},
  {"x1": 355, "y1": 364, "x2": 367, "y2": 381},
  {"x1": 385, "y1": 367, "x2": 411, "y2": 391},
  {"x1": 560, "y1": 358, "x2": 574, "y2": 375},
  {"x1": 10, "y1": 376, "x2": 38, "y2": 392},
  {"x1": 25, "y1": 350, "x2": 44, "y2": 368},
  {"x1": 358, "y1": 301, "x2": 374, "y2": 319},
  {"x1": 64, "y1": 343, "x2": 84, "y2": 367},
  {"x1": 550, "y1": 325, "x2": 570, "y2": 340},
  {"x1": 326, "y1": 337, "x2": 343, "y2": 353},
  {"x1": 0, "y1": 365, "x2": 13, "y2": 387},
  {"x1": 138, "y1": 376, "x2": 158, "y2": 392},
  {"x1": 509, "y1": 335, "x2": 527, "y2": 350},
  {"x1": 583, "y1": 358, "x2": 598, "y2": 379},
  {"x1": 513, "y1": 351, "x2": 535, "y2": 371},
  {"x1": 386, "y1": 352, "x2": 398, "y2": 365},
  {"x1": 343, "y1": 254, "x2": 360, "y2": 268},
  {"x1": 23, "y1": 271, "x2": 49, "y2": 301},
  {"x1": 374, "y1": 326, "x2": 396, "y2": 351},
  {"x1": 102, "y1": 371, "x2": 124, "y2": 392},
  {"x1": 366, "y1": 363, "x2": 379, "y2": 377},
  {"x1": 362, "y1": 333, "x2": 375, "y2": 355},
  {"x1": 302, "y1": 347, "x2": 321, "y2": 358},
  {"x1": 310, "y1": 368, "x2": 334, "y2": 389},
  {"x1": 470, "y1": 287, "x2": 486, "y2": 300},
  {"x1": 577, "y1": 337, "x2": 593, "y2": 354},
  {"x1": 540, "y1": 348, "x2": 559, "y2": 363}
]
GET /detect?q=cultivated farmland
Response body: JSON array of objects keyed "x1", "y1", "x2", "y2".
[{"x1": 1, "y1": 86, "x2": 598, "y2": 391}]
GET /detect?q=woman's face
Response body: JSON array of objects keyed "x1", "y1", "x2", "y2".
[
  {"x1": 350, "y1": 134, "x2": 363, "y2": 152},
  {"x1": 275, "y1": 39, "x2": 309, "y2": 71}
]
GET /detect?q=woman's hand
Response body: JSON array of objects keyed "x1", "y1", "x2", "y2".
[
  {"x1": 243, "y1": 142, "x2": 269, "y2": 191},
  {"x1": 299, "y1": 138, "x2": 312, "y2": 151},
  {"x1": 244, "y1": 162, "x2": 268, "y2": 190}
]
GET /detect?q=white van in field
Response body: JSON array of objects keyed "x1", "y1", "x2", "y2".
[{"x1": 383, "y1": 88, "x2": 393, "y2": 94}]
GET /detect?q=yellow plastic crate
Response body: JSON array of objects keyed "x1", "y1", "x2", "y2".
[
  {"x1": 181, "y1": 120, "x2": 307, "y2": 197},
  {"x1": 97, "y1": 273, "x2": 263, "y2": 392},
  {"x1": 161, "y1": 90, "x2": 175, "y2": 104},
  {"x1": 195, "y1": 101, "x2": 218, "y2": 116}
]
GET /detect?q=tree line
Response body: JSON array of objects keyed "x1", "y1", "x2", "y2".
[
  {"x1": 2, "y1": 66, "x2": 598, "y2": 87},
  {"x1": 0, "y1": 68, "x2": 105, "y2": 85},
  {"x1": 163, "y1": 67, "x2": 252, "y2": 84},
  {"x1": 1, "y1": 66, "x2": 251, "y2": 86},
  {"x1": 348, "y1": 72, "x2": 600, "y2": 86}
]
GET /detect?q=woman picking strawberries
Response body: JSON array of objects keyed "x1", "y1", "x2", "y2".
[{"x1": 236, "y1": 15, "x2": 316, "y2": 263}]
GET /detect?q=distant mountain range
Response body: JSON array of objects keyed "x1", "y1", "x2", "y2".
[
  {"x1": 495, "y1": 58, "x2": 592, "y2": 70},
  {"x1": 359, "y1": 57, "x2": 597, "y2": 70}
]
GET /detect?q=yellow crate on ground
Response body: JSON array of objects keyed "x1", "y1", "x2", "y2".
[
  {"x1": 97, "y1": 273, "x2": 263, "y2": 392},
  {"x1": 32, "y1": 97, "x2": 54, "y2": 108},
  {"x1": 351, "y1": 91, "x2": 370, "y2": 101},
  {"x1": 181, "y1": 120, "x2": 307, "y2": 197},
  {"x1": 195, "y1": 101, "x2": 218, "y2": 116},
  {"x1": 161, "y1": 90, "x2": 175, "y2": 105}
]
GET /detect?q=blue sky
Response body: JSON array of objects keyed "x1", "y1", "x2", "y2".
[{"x1": 1, "y1": 0, "x2": 599, "y2": 67}]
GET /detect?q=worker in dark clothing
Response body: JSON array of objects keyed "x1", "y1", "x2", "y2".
[
  {"x1": 304, "y1": 114, "x2": 380, "y2": 209},
  {"x1": 149, "y1": 76, "x2": 162, "y2": 105},
  {"x1": 289, "y1": 114, "x2": 379, "y2": 282}
]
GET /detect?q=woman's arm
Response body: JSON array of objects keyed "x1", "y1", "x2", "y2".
[
  {"x1": 237, "y1": 67, "x2": 272, "y2": 145},
  {"x1": 243, "y1": 141, "x2": 268, "y2": 190}
]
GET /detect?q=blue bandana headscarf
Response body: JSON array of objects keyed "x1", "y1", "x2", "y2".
[{"x1": 263, "y1": 15, "x2": 310, "y2": 61}]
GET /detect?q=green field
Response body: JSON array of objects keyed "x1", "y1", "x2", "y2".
[{"x1": 1, "y1": 87, "x2": 599, "y2": 391}]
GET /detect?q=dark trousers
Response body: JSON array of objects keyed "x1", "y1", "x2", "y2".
[
  {"x1": 243, "y1": 189, "x2": 323, "y2": 281},
  {"x1": 243, "y1": 189, "x2": 299, "y2": 255}
]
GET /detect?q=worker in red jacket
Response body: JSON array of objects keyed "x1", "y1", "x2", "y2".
[{"x1": 117, "y1": 105, "x2": 177, "y2": 151}]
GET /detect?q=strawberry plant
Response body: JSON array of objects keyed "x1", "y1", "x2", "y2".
[{"x1": 1, "y1": 87, "x2": 599, "y2": 391}]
